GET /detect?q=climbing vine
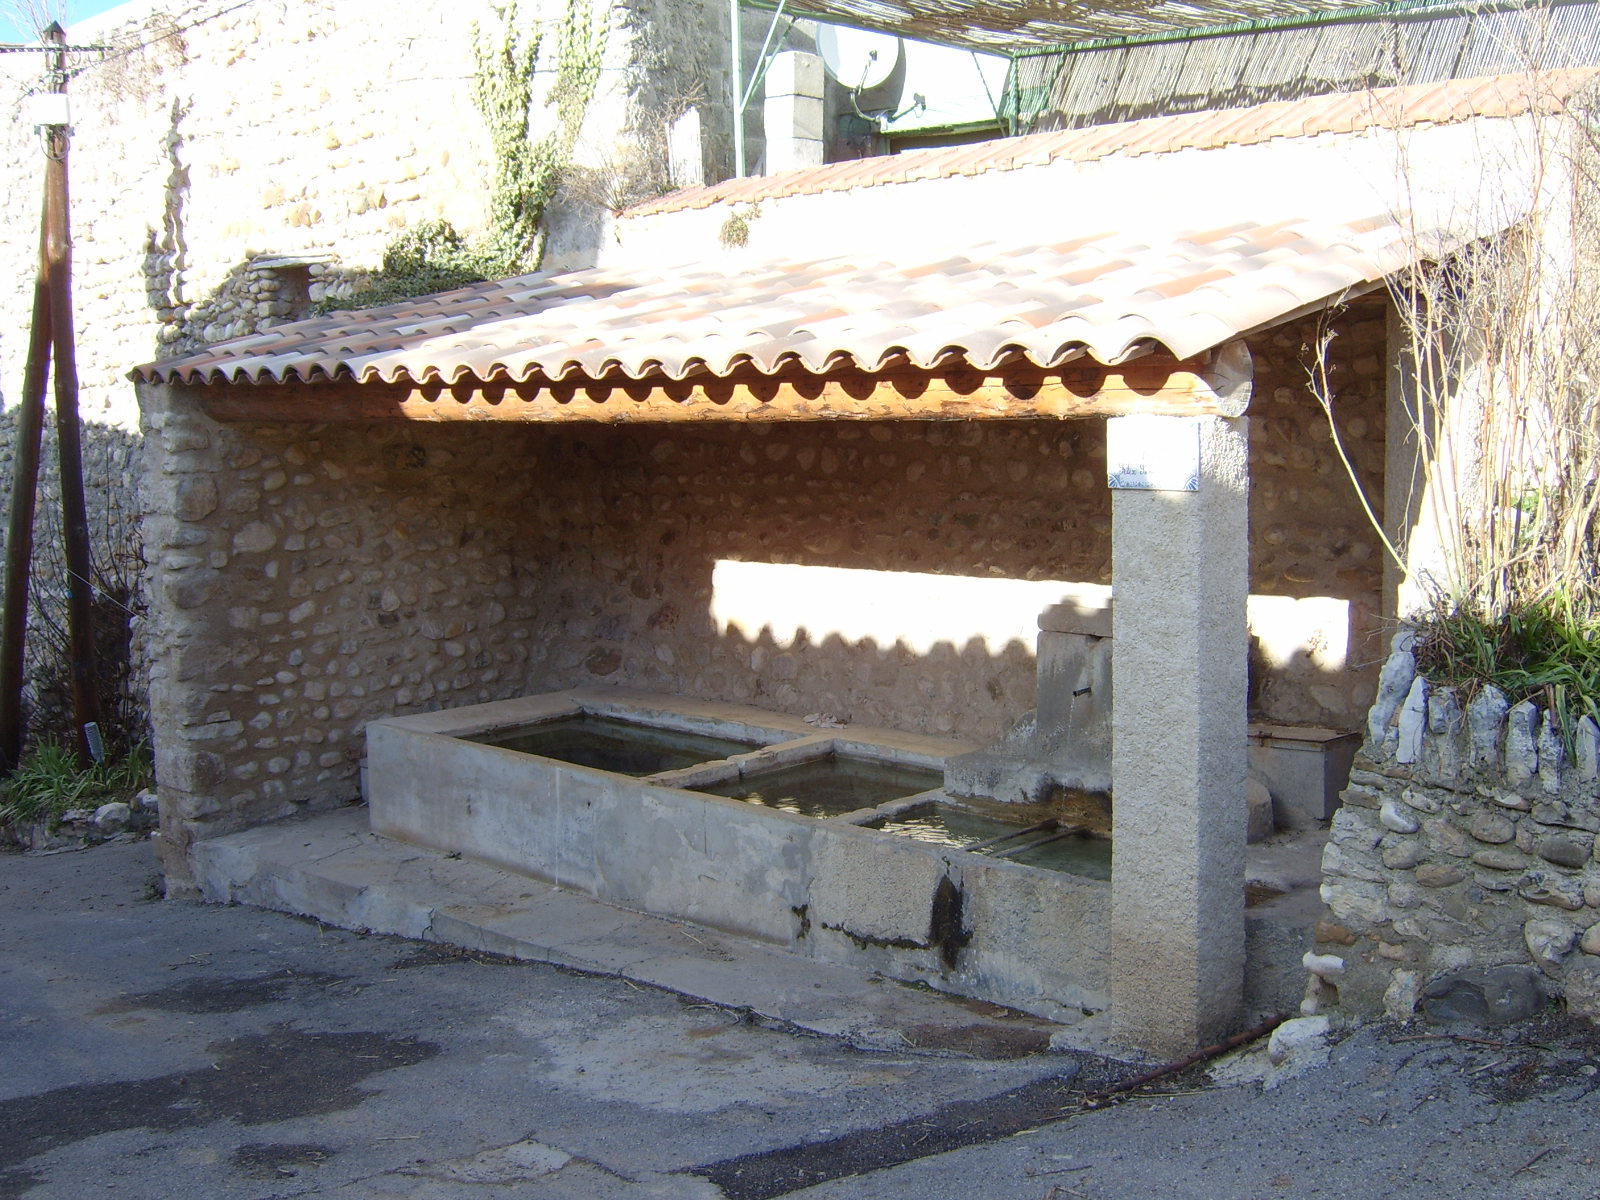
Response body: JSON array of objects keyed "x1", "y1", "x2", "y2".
[{"x1": 325, "y1": 0, "x2": 606, "y2": 310}]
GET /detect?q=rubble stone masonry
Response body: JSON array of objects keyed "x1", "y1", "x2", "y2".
[
  {"x1": 140, "y1": 305, "x2": 1387, "y2": 886},
  {"x1": 1319, "y1": 638, "x2": 1600, "y2": 1020}
]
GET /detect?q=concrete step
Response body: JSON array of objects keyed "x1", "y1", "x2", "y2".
[{"x1": 189, "y1": 805, "x2": 1114, "y2": 1059}]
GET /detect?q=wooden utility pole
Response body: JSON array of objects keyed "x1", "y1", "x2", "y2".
[
  {"x1": 42, "y1": 22, "x2": 105, "y2": 764},
  {"x1": 0, "y1": 22, "x2": 104, "y2": 769}
]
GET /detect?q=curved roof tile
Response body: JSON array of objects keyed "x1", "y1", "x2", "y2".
[
  {"x1": 625, "y1": 68, "x2": 1600, "y2": 218},
  {"x1": 135, "y1": 210, "x2": 1424, "y2": 390}
]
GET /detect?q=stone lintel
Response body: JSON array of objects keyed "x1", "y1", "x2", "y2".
[{"x1": 1039, "y1": 593, "x2": 1113, "y2": 638}]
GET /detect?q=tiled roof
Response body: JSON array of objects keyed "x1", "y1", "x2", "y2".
[
  {"x1": 136, "y1": 70, "x2": 1583, "y2": 395},
  {"x1": 137, "y1": 212, "x2": 1419, "y2": 389},
  {"x1": 626, "y1": 68, "x2": 1600, "y2": 217}
]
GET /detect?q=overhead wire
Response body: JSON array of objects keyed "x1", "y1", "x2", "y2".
[{"x1": 9, "y1": 0, "x2": 634, "y2": 81}]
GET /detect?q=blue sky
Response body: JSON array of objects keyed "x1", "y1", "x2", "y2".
[{"x1": 0, "y1": 1, "x2": 127, "y2": 44}]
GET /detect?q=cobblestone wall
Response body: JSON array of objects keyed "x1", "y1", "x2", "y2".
[
  {"x1": 1317, "y1": 637, "x2": 1600, "y2": 1021},
  {"x1": 141, "y1": 396, "x2": 539, "y2": 887}
]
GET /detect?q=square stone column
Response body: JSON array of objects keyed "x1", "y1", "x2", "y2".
[{"x1": 1107, "y1": 414, "x2": 1249, "y2": 1056}]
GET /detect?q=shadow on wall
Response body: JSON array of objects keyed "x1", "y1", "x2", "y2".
[
  {"x1": 133, "y1": 405, "x2": 1394, "y2": 872},
  {"x1": 508, "y1": 420, "x2": 1385, "y2": 736},
  {"x1": 154, "y1": 414, "x2": 1384, "y2": 748}
]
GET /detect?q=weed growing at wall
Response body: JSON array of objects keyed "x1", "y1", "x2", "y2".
[
  {"x1": 0, "y1": 740, "x2": 151, "y2": 830},
  {"x1": 1413, "y1": 595, "x2": 1600, "y2": 735},
  {"x1": 325, "y1": 0, "x2": 606, "y2": 311},
  {"x1": 718, "y1": 203, "x2": 759, "y2": 248}
]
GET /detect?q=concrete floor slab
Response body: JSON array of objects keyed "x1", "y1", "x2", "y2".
[{"x1": 11, "y1": 834, "x2": 1600, "y2": 1200}]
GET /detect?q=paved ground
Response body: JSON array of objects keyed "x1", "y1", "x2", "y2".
[{"x1": 6, "y1": 839, "x2": 1600, "y2": 1200}]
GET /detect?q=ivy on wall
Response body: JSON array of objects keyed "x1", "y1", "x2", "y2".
[{"x1": 324, "y1": 0, "x2": 605, "y2": 311}]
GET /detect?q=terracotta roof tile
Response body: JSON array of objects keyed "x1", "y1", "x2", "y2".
[
  {"x1": 136, "y1": 209, "x2": 1425, "y2": 391},
  {"x1": 133, "y1": 71, "x2": 1570, "y2": 399},
  {"x1": 626, "y1": 68, "x2": 1600, "y2": 218}
]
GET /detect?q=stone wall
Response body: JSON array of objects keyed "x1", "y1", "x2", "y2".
[
  {"x1": 140, "y1": 397, "x2": 1110, "y2": 886},
  {"x1": 140, "y1": 398, "x2": 544, "y2": 892},
  {"x1": 144, "y1": 304, "x2": 1387, "y2": 887},
  {"x1": 1318, "y1": 637, "x2": 1600, "y2": 1021},
  {"x1": 0, "y1": 0, "x2": 727, "y2": 747},
  {"x1": 1246, "y1": 305, "x2": 1388, "y2": 729}
]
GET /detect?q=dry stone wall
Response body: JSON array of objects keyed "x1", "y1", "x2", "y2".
[
  {"x1": 509, "y1": 418, "x2": 1105, "y2": 740},
  {"x1": 141, "y1": 393, "x2": 547, "y2": 888},
  {"x1": 1318, "y1": 636, "x2": 1600, "y2": 1021}
]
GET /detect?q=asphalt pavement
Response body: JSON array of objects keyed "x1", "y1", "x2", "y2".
[{"x1": 4, "y1": 838, "x2": 1600, "y2": 1199}]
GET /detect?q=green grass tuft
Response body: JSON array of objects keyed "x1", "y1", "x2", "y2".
[
  {"x1": 0, "y1": 742, "x2": 154, "y2": 829},
  {"x1": 1414, "y1": 595, "x2": 1600, "y2": 748}
]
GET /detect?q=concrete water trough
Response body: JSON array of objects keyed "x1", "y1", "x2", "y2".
[{"x1": 366, "y1": 688, "x2": 1112, "y2": 1019}]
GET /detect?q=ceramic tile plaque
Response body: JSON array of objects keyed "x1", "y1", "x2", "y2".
[{"x1": 1105, "y1": 415, "x2": 1201, "y2": 492}]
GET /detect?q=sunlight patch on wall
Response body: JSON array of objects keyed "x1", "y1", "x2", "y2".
[
  {"x1": 1246, "y1": 594, "x2": 1350, "y2": 672},
  {"x1": 714, "y1": 559, "x2": 1349, "y2": 672},
  {"x1": 711, "y1": 560, "x2": 1106, "y2": 655}
]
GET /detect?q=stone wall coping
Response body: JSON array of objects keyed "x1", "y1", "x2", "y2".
[{"x1": 1361, "y1": 644, "x2": 1600, "y2": 796}]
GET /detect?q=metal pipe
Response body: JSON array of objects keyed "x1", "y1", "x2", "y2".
[
  {"x1": 962, "y1": 817, "x2": 1058, "y2": 853},
  {"x1": 740, "y1": 0, "x2": 790, "y2": 115},
  {"x1": 992, "y1": 826, "x2": 1083, "y2": 858}
]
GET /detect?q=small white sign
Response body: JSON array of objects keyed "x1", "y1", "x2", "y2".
[
  {"x1": 1106, "y1": 415, "x2": 1201, "y2": 492},
  {"x1": 23, "y1": 92, "x2": 70, "y2": 129}
]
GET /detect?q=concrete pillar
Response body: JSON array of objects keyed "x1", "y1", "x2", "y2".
[
  {"x1": 763, "y1": 51, "x2": 825, "y2": 174},
  {"x1": 1107, "y1": 414, "x2": 1249, "y2": 1057}
]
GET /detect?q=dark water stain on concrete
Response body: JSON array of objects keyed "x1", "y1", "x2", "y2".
[
  {"x1": 231, "y1": 1142, "x2": 335, "y2": 1180},
  {"x1": 0, "y1": 1026, "x2": 436, "y2": 1173},
  {"x1": 94, "y1": 970, "x2": 350, "y2": 1015},
  {"x1": 694, "y1": 1061, "x2": 1112, "y2": 1200},
  {"x1": 902, "y1": 1021, "x2": 1052, "y2": 1059},
  {"x1": 0, "y1": 1168, "x2": 42, "y2": 1200}
]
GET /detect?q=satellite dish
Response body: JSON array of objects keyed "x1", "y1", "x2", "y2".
[{"x1": 815, "y1": 24, "x2": 901, "y2": 91}]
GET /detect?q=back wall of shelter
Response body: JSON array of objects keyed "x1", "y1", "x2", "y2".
[{"x1": 140, "y1": 305, "x2": 1385, "y2": 888}]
